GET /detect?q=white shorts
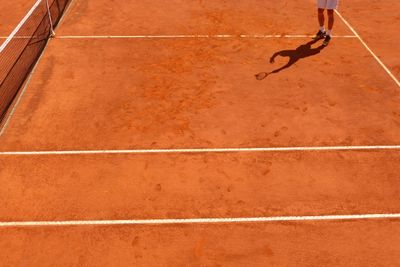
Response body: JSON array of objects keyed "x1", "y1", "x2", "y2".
[{"x1": 317, "y1": 0, "x2": 339, "y2": 10}]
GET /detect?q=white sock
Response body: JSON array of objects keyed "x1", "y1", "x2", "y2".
[
  {"x1": 320, "y1": 26, "x2": 325, "y2": 32},
  {"x1": 326, "y1": 30, "x2": 332, "y2": 36}
]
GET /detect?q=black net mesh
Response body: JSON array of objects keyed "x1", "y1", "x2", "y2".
[{"x1": 0, "y1": 0, "x2": 70, "y2": 122}]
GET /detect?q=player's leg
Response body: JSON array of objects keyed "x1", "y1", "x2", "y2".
[
  {"x1": 323, "y1": 0, "x2": 338, "y2": 46},
  {"x1": 313, "y1": 0, "x2": 327, "y2": 39},
  {"x1": 323, "y1": 9, "x2": 334, "y2": 45},
  {"x1": 318, "y1": 9, "x2": 325, "y2": 29},
  {"x1": 326, "y1": 9, "x2": 335, "y2": 35},
  {"x1": 313, "y1": 9, "x2": 326, "y2": 39}
]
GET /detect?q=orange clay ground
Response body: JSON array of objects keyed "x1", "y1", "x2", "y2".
[
  {"x1": 0, "y1": 0, "x2": 36, "y2": 36},
  {"x1": 0, "y1": 0, "x2": 400, "y2": 266}
]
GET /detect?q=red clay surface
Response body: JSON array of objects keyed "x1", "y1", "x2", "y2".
[
  {"x1": 1, "y1": 0, "x2": 400, "y2": 266},
  {"x1": 58, "y1": 0, "x2": 352, "y2": 36},
  {"x1": 1, "y1": 38, "x2": 400, "y2": 150},
  {"x1": 341, "y1": 0, "x2": 400, "y2": 79},
  {"x1": 0, "y1": 151, "x2": 400, "y2": 221},
  {"x1": 1, "y1": 220, "x2": 400, "y2": 266},
  {"x1": 0, "y1": 0, "x2": 35, "y2": 36}
]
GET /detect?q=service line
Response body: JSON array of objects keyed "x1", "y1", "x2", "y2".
[
  {"x1": 1, "y1": 213, "x2": 399, "y2": 228},
  {"x1": 53, "y1": 34, "x2": 357, "y2": 39},
  {"x1": 0, "y1": 145, "x2": 400, "y2": 156}
]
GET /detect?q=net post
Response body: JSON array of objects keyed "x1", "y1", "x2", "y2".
[{"x1": 45, "y1": 0, "x2": 56, "y2": 37}]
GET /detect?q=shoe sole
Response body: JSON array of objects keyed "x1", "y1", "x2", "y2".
[{"x1": 313, "y1": 35, "x2": 326, "y2": 40}]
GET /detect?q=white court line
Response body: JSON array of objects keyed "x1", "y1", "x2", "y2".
[
  {"x1": 1, "y1": 213, "x2": 399, "y2": 228},
  {"x1": 0, "y1": 0, "x2": 42, "y2": 52},
  {"x1": 0, "y1": 145, "x2": 400, "y2": 156},
  {"x1": 54, "y1": 34, "x2": 357, "y2": 39},
  {"x1": 335, "y1": 10, "x2": 400, "y2": 88},
  {"x1": 56, "y1": 0, "x2": 76, "y2": 28},
  {"x1": 0, "y1": 0, "x2": 72, "y2": 136},
  {"x1": 0, "y1": 36, "x2": 35, "y2": 39}
]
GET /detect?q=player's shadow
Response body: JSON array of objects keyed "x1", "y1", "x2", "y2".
[{"x1": 255, "y1": 39, "x2": 325, "y2": 80}]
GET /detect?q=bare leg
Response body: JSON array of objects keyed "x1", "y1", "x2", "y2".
[
  {"x1": 323, "y1": 9, "x2": 335, "y2": 45},
  {"x1": 327, "y1": 9, "x2": 334, "y2": 31},
  {"x1": 318, "y1": 8, "x2": 325, "y2": 28}
]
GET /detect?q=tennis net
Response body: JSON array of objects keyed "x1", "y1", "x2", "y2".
[{"x1": 0, "y1": 0, "x2": 70, "y2": 123}]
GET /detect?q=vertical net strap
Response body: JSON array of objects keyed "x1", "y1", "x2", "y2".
[{"x1": 46, "y1": 0, "x2": 56, "y2": 36}]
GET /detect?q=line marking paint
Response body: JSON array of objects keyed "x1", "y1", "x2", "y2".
[
  {"x1": 0, "y1": 145, "x2": 400, "y2": 156},
  {"x1": 1, "y1": 213, "x2": 399, "y2": 228},
  {"x1": 0, "y1": 35, "x2": 357, "y2": 39},
  {"x1": 56, "y1": 0, "x2": 76, "y2": 28},
  {"x1": 335, "y1": 10, "x2": 400, "y2": 88},
  {"x1": 52, "y1": 34, "x2": 357, "y2": 39},
  {"x1": 0, "y1": 0, "x2": 42, "y2": 52}
]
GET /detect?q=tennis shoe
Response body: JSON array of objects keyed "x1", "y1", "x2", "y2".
[
  {"x1": 323, "y1": 35, "x2": 331, "y2": 46},
  {"x1": 313, "y1": 30, "x2": 326, "y2": 40}
]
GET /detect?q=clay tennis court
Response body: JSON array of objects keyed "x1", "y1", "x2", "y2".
[{"x1": 0, "y1": 0, "x2": 400, "y2": 265}]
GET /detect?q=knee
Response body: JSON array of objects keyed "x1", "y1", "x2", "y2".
[
  {"x1": 318, "y1": 8, "x2": 324, "y2": 14},
  {"x1": 327, "y1": 10, "x2": 334, "y2": 17}
]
